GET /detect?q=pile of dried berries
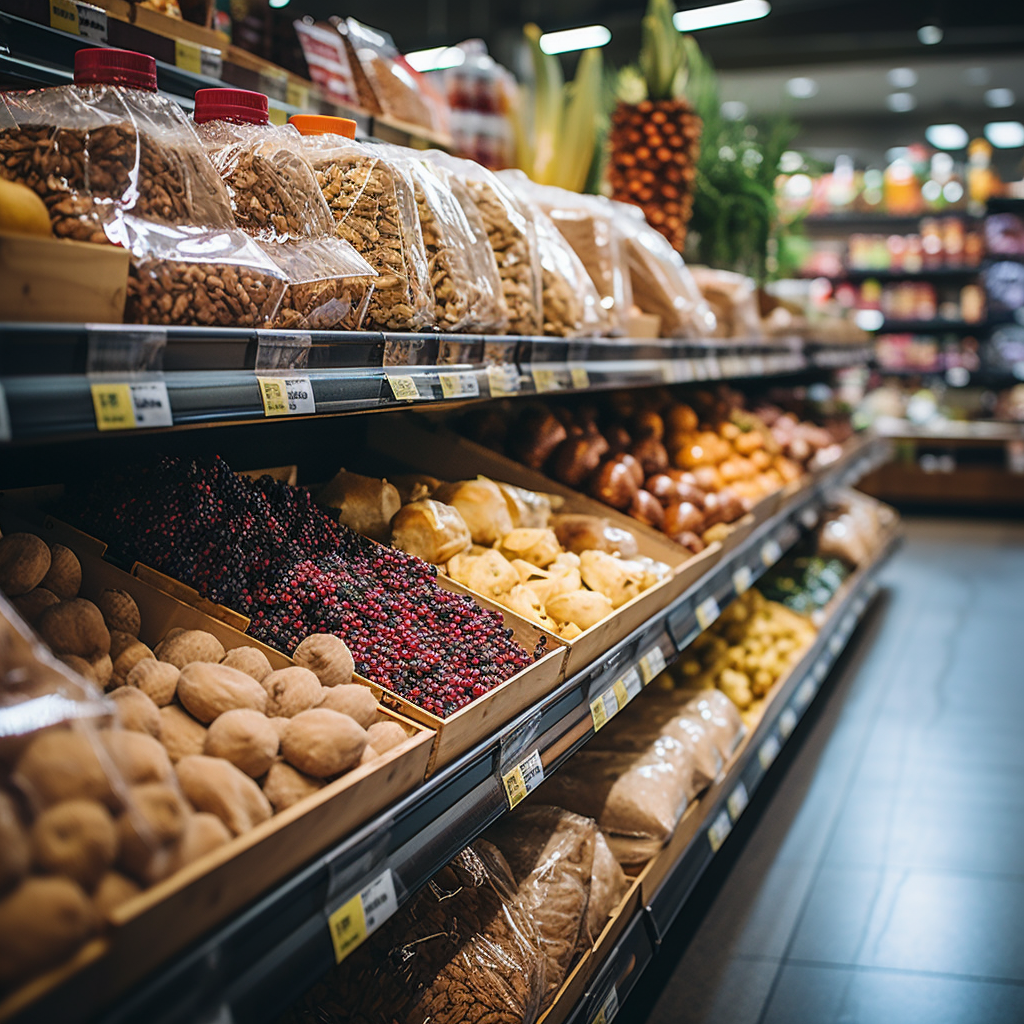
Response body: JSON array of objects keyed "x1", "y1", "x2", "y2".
[{"x1": 69, "y1": 456, "x2": 537, "y2": 716}]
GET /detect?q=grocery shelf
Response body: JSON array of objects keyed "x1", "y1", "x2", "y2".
[
  {"x1": 873, "y1": 416, "x2": 1024, "y2": 442},
  {"x1": 802, "y1": 213, "x2": 980, "y2": 233},
  {"x1": 0, "y1": 325, "x2": 868, "y2": 443},
  {"x1": 12, "y1": 434, "x2": 891, "y2": 1024},
  {"x1": 876, "y1": 318, "x2": 989, "y2": 335},
  {"x1": 813, "y1": 267, "x2": 981, "y2": 283}
]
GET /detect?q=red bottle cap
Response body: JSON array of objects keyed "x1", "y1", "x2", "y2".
[
  {"x1": 193, "y1": 88, "x2": 270, "y2": 125},
  {"x1": 74, "y1": 48, "x2": 158, "y2": 92}
]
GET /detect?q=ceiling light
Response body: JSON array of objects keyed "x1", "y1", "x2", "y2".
[
  {"x1": 786, "y1": 77, "x2": 818, "y2": 99},
  {"x1": 405, "y1": 46, "x2": 465, "y2": 71},
  {"x1": 887, "y1": 68, "x2": 917, "y2": 88},
  {"x1": 985, "y1": 121, "x2": 1024, "y2": 148},
  {"x1": 965, "y1": 67, "x2": 990, "y2": 86},
  {"x1": 917, "y1": 24, "x2": 943, "y2": 45},
  {"x1": 538, "y1": 25, "x2": 611, "y2": 54},
  {"x1": 887, "y1": 92, "x2": 916, "y2": 112},
  {"x1": 268, "y1": 0, "x2": 289, "y2": 8},
  {"x1": 925, "y1": 123, "x2": 968, "y2": 149},
  {"x1": 985, "y1": 88, "x2": 1016, "y2": 109},
  {"x1": 720, "y1": 100, "x2": 748, "y2": 120},
  {"x1": 672, "y1": 0, "x2": 770, "y2": 33}
]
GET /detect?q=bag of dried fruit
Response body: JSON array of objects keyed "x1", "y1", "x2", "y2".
[{"x1": 0, "y1": 48, "x2": 287, "y2": 327}]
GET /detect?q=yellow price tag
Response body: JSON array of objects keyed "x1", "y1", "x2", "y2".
[
  {"x1": 612, "y1": 678, "x2": 629, "y2": 711},
  {"x1": 487, "y1": 363, "x2": 519, "y2": 396},
  {"x1": 531, "y1": 366, "x2": 559, "y2": 393},
  {"x1": 286, "y1": 81, "x2": 309, "y2": 109},
  {"x1": 49, "y1": 0, "x2": 80, "y2": 34},
  {"x1": 501, "y1": 750, "x2": 543, "y2": 809},
  {"x1": 257, "y1": 377, "x2": 289, "y2": 416},
  {"x1": 268, "y1": 106, "x2": 288, "y2": 126},
  {"x1": 502, "y1": 765, "x2": 528, "y2": 808},
  {"x1": 695, "y1": 595, "x2": 720, "y2": 631},
  {"x1": 91, "y1": 383, "x2": 135, "y2": 431},
  {"x1": 174, "y1": 39, "x2": 202, "y2": 75},
  {"x1": 569, "y1": 365, "x2": 590, "y2": 389},
  {"x1": 590, "y1": 695, "x2": 609, "y2": 732},
  {"x1": 327, "y1": 890, "x2": 367, "y2": 963},
  {"x1": 439, "y1": 372, "x2": 479, "y2": 399},
  {"x1": 387, "y1": 375, "x2": 421, "y2": 401}
]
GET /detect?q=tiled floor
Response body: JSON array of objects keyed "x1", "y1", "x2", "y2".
[{"x1": 638, "y1": 517, "x2": 1024, "y2": 1024}]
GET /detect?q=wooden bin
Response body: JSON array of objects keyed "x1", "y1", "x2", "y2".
[{"x1": 0, "y1": 513, "x2": 434, "y2": 1024}]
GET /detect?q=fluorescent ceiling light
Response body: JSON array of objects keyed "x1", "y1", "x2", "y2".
[
  {"x1": 887, "y1": 68, "x2": 917, "y2": 88},
  {"x1": 405, "y1": 46, "x2": 465, "y2": 71},
  {"x1": 720, "y1": 100, "x2": 748, "y2": 120},
  {"x1": 985, "y1": 88, "x2": 1015, "y2": 109},
  {"x1": 268, "y1": 0, "x2": 289, "y2": 8},
  {"x1": 917, "y1": 24, "x2": 943, "y2": 45},
  {"x1": 538, "y1": 25, "x2": 611, "y2": 54},
  {"x1": 985, "y1": 121, "x2": 1024, "y2": 148},
  {"x1": 925, "y1": 123, "x2": 968, "y2": 149},
  {"x1": 672, "y1": 0, "x2": 770, "y2": 33},
  {"x1": 785, "y1": 76, "x2": 818, "y2": 99},
  {"x1": 887, "y1": 92, "x2": 916, "y2": 112}
]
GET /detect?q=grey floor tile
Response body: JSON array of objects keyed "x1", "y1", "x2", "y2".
[
  {"x1": 762, "y1": 962, "x2": 1024, "y2": 1024},
  {"x1": 645, "y1": 953, "x2": 780, "y2": 1024}
]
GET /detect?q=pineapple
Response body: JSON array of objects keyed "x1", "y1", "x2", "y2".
[{"x1": 608, "y1": 0, "x2": 704, "y2": 252}]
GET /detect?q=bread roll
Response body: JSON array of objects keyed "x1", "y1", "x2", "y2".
[{"x1": 390, "y1": 500, "x2": 472, "y2": 564}]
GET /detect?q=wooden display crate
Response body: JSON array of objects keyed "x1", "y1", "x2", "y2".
[{"x1": 0, "y1": 510, "x2": 434, "y2": 1024}]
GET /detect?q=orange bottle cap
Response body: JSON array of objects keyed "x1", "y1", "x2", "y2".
[{"x1": 288, "y1": 114, "x2": 357, "y2": 138}]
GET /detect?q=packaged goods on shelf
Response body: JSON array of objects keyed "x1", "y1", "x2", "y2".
[
  {"x1": 425, "y1": 152, "x2": 544, "y2": 336},
  {"x1": 612, "y1": 202, "x2": 716, "y2": 338},
  {"x1": 759, "y1": 550, "x2": 851, "y2": 614},
  {"x1": 297, "y1": 133, "x2": 434, "y2": 333},
  {"x1": 292, "y1": 20, "x2": 363, "y2": 111},
  {"x1": 818, "y1": 489, "x2": 897, "y2": 566},
  {"x1": 690, "y1": 267, "x2": 764, "y2": 340}
]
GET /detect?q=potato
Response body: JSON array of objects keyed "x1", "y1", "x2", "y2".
[
  {"x1": 31, "y1": 799, "x2": 117, "y2": 888},
  {"x1": 167, "y1": 812, "x2": 232, "y2": 873},
  {"x1": 261, "y1": 667, "x2": 323, "y2": 718},
  {"x1": 127, "y1": 660, "x2": 179, "y2": 707},
  {"x1": 109, "y1": 688, "x2": 161, "y2": 738},
  {"x1": 0, "y1": 876, "x2": 97, "y2": 985},
  {"x1": 220, "y1": 646, "x2": 272, "y2": 683},
  {"x1": 0, "y1": 791, "x2": 30, "y2": 893},
  {"x1": 204, "y1": 709, "x2": 279, "y2": 778},
  {"x1": 365, "y1": 721, "x2": 407, "y2": 755},
  {"x1": 291, "y1": 634, "x2": 354, "y2": 688},
  {"x1": 157, "y1": 630, "x2": 226, "y2": 670},
  {"x1": 177, "y1": 662, "x2": 268, "y2": 723},
  {"x1": 358, "y1": 745, "x2": 380, "y2": 767},
  {"x1": 0, "y1": 533, "x2": 51, "y2": 596},
  {"x1": 89, "y1": 653, "x2": 113, "y2": 689},
  {"x1": 100, "y1": 730, "x2": 174, "y2": 786},
  {"x1": 110, "y1": 637, "x2": 155, "y2": 689},
  {"x1": 117, "y1": 783, "x2": 190, "y2": 883},
  {"x1": 15, "y1": 729, "x2": 115, "y2": 809},
  {"x1": 261, "y1": 761, "x2": 323, "y2": 812},
  {"x1": 40, "y1": 544, "x2": 82, "y2": 601},
  {"x1": 92, "y1": 870, "x2": 141, "y2": 920},
  {"x1": 12, "y1": 587, "x2": 59, "y2": 626},
  {"x1": 175, "y1": 755, "x2": 272, "y2": 836},
  {"x1": 97, "y1": 589, "x2": 141, "y2": 638},
  {"x1": 158, "y1": 706, "x2": 207, "y2": 764},
  {"x1": 316, "y1": 683, "x2": 378, "y2": 729},
  {"x1": 37, "y1": 599, "x2": 110, "y2": 661},
  {"x1": 281, "y1": 710, "x2": 366, "y2": 778}
]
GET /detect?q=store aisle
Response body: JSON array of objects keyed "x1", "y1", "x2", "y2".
[{"x1": 636, "y1": 517, "x2": 1024, "y2": 1024}]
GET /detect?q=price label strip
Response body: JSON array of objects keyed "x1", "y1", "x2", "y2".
[
  {"x1": 91, "y1": 381, "x2": 172, "y2": 431},
  {"x1": 590, "y1": 667, "x2": 642, "y2": 731},
  {"x1": 438, "y1": 372, "x2": 480, "y2": 400},
  {"x1": 794, "y1": 677, "x2": 816, "y2": 711},
  {"x1": 501, "y1": 750, "x2": 544, "y2": 810},
  {"x1": 707, "y1": 808, "x2": 733, "y2": 853},
  {"x1": 256, "y1": 376, "x2": 315, "y2": 417},
  {"x1": 732, "y1": 564, "x2": 753, "y2": 595},
  {"x1": 50, "y1": 0, "x2": 107, "y2": 40},
  {"x1": 327, "y1": 869, "x2": 397, "y2": 964},
  {"x1": 568, "y1": 363, "x2": 590, "y2": 389},
  {"x1": 385, "y1": 372, "x2": 426, "y2": 402},
  {"x1": 778, "y1": 707, "x2": 798, "y2": 739},
  {"x1": 638, "y1": 644, "x2": 667, "y2": 685},
  {"x1": 758, "y1": 734, "x2": 781, "y2": 771},
  {"x1": 727, "y1": 781, "x2": 749, "y2": 822},
  {"x1": 591, "y1": 986, "x2": 619, "y2": 1024},
  {"x1": 761, "y1": 538, "x2": 783, "y2": 568},
  {"x1": 486, "y1": 363, "x2": 520, "y2": 397},
  {"x1": 695, "y1": 595, "x2": 720, "y2": 631}
]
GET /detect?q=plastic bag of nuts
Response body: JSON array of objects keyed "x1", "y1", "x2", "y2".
[
  {"x1": 260, "y1": 236, "x2": 376, "y2": 330},
  {"x1": 298, "y1": 135, "x2": 434, "y2": 334},
  {"x1": 426, "y1": 152, "x2": 542, "y2": 337}
]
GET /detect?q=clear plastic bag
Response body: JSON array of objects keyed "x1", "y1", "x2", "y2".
[
  {"x1": 382, "y1": 146, "x2": 507, "y2": 334},
  {"x1": 300, "y1": 135, "x2": 435, "y2": 333},
  {"x1": 487, "y1": 805, "x2": 596, "y2": 1010},
  {"x1": 681, "y1": 689, "x2": 745, "y2": 761},
  {"x1": 613, "y1": 201, "x2": 717, "y2": 339},
  {"x1": 260, "y1": 236, "x2": 376, "y2": 330},
  {"x1": 195, "y1": 119, "x2": 336, "y2": 243},
  {"x1": 122, "y1": 217, "x2": 287, "y2": 327},
  {"x1": 282, "y1": 841, "x2": 546, "y2": 1024},
  {"x1": 585, "y1": 830, "x2": 627, "y2": 944},
  {"x1": 426, "y1": 153, "x2": 543, "y2": 336},
  {"x1": 690, "y1": 267, "x2": 763, "y2": 340}
]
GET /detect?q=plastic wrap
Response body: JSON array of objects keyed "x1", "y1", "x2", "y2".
[
  {"x1": 585, "y1": 830, "x2": 627, "y2": 944},
  {"x1": 195, "y1": 119, "x2": 336, "y2": 242},
  {"x1": 282, "y1": 841, "x2": 546, "y2": 1024},
  {"x1": 613, "y1": 201, "x2": 716, "y2": 339},
  {"x1": 261, "y1": 236, "x2": 376, "y2": 330},
  {"x1": 681, "y1": 689, "x2": 745, "y2": 761},
  {"x1": 487, "y1": 805, "x2": 597, "y2": 1010},
  {"x1": 300, "y1": 135, "x2": 435, "y2": 333},
  {"x1": 818, "y1": 490, "x2": 891, "y2": 567},
  {"x1": 383, "y1": 146, "x2": 506, "y2": 335},
  {"x1": 426, "y1": 153, "x2": 543, "y2": 336},
  {"x1": 690, "y1": 267, "x2": 763, "y2": 340},
  {"x1": 0, "y1": 590, "x2": 176, "y2": 990}
]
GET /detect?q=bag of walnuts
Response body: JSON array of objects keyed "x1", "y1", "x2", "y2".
[
  {"x1": 295, "y1": 129, "x2": 435, "y2": 335},
  {"x1": 0, "y1": 48, "x2": 286, "y2": 327}
]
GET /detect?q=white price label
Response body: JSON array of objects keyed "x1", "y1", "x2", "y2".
[
  {"x1": 486, "y1": 364, "x2": 520, "y2": 396},
  {"x1": 727, "y1": 782, "x2": 749, "y2": 822},
  {"x1": 794, "y1": 677, "x2": 816, "y2": 710},
  {"x1": 638, "y1": 644, "x2": 667, "y2": 684},
  {"x1": 696, "y1": 595, "x2": 720, "y2": 630},
  {"x1": 327, "y1": 869, "x2": 397, "y2": 964},
  {"x1": 841, "y1": 613, "x2": 857, "y2": 635},
  {"x1": 813, "y1": 659, "x2": 829, "y2": 684},
  {"x1": 438, "y1": 372, "x2": 480, "y2": 399},
  {"x1": 779, "y1": 708, "x2": 798, "y2": 739},
  {"x1": 76, "y1": 2, "x2": 107, "y2": 41},
  {"x1": 619, "y1": 666, "x2": 643, "y2": 703},
  {"x1": 799, "y1": 506, "x2": 819, "y2": 530},
  {"x1": 732, "y1": 565, "x2": 753, "y2": 595},
  {"x1": 502, "y1": 749, "x2": 544, "y2": 809},
  {"x1": 758, "y1": 734, "x2": 781, "y2": 770},
  {"x1": 761, "y1": 539, "x2": 783, "y2": 567},
  {"x1": 257, "y1": 376, "x2": 315, "y2": 416},
  {"x1": 828, "y1": 634, "x2": 844, "y2": 656},
  {"x1": 708, "y1": 808, "x2": 733, "y2": 853},
  {"x1": 91, "y1": 381, "x2": 172, "y2": 431}
]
